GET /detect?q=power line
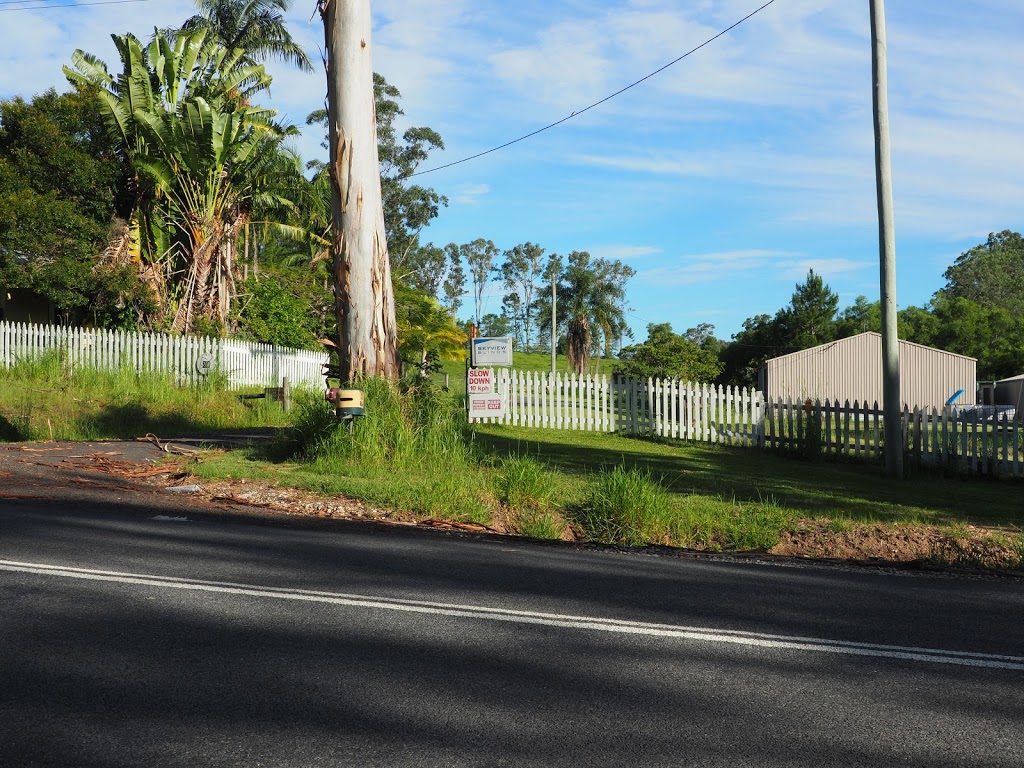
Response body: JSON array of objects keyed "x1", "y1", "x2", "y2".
[
  {"x1": 0, "y1": 0, "x2": 155, "y2": 12},
  {"x1": 406, "y1": 0, "x2": 778, "y2": 179}
]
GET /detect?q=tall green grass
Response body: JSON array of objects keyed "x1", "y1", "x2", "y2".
[
  {"x1": 495, "y1": 455, "x2": 565, "y2": 539},
  {"x1": 283, "y1": 377, "x2": 496, "y2": 520},
  {"x1": 293, "y1": 377, "x2": 474, "y2": 470},
  {"x1": 0, "y1": 350, "x2": 288, "y2": 441},
  {"x1": 572, "y1": 464, "x2": 673, "y2": 546}
]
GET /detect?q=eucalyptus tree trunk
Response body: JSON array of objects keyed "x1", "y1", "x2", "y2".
[{"x1": 322, "y1": 0, "x2": 400, "y2": 381}]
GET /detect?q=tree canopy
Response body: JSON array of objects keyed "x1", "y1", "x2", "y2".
[
  {"x1": 941, "y1": 230, "x2": 1024, "y2": 317},
  {"x1": 0, "y1": 88, "x2": 151, "y2": 326},
  {"x1": 65, "y1": 28, "x2": 302, "y2": 333},
  {"x1": 182, "y1": 0, "x2": 313, "y2": 72},
  {"x1": 897, "y1": 230, "x2": 1024, "y2": 379},
  {"x1": 720, "y1": 235, "x2": 1024, "y2": 387},
  {"x1": 543, "y1": 251, "x2": 633, "y2": 375},
  {"x1": 618, "y1": 323, "x2": 723, "y2": 382},
  {"x1": 720, "y1": 270, "x2": 839, "y2": 387}
]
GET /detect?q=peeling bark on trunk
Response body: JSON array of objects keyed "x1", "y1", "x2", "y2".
[{"x1": 323, "y1": 0, "x2": 400, "y2": 382}]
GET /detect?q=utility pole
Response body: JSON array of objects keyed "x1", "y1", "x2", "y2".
[
  {"x1": 550, "y1": 272, "x2": 557, "y2": 375},
  {"x1": 870, "y1": 0, "x2": 903, "y2": 478},
  {"x1": 320, "y1": 0, "x2": 400, "y2": 381}
]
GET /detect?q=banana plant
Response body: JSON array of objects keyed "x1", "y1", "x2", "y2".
[{"x1": 65, "y1": 28, "x2": 301, "y2": 333}]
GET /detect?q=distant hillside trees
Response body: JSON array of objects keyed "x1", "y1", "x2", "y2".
[
  {"x1": 618, "y1": 323, "x2": 722, "y2": 382},
  {"x1": 718, "y1": 233, "x2": 1024, "y2": 386}
]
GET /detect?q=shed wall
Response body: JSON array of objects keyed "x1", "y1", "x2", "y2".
[
  {"x1": 763, "y1": 333, "x2": 976, "y2": 408},
  {"x1": 996, "y1": 377, "x2": 1024, "y2": 409}
]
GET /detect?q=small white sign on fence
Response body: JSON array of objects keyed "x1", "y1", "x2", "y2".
[
  {"x1": 196, "y1": 353, "x2": 215, "y2": 376},
  {"x1": 468, "y1": 393, "x2": 506, "y2": 420},
  {"x1": 467, "y1": 367, "x2": 494, "y2": 394}
]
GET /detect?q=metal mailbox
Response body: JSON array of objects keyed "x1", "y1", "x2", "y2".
[{"x1": 327, "y1": 388, "x2": 365, "y2": 417}]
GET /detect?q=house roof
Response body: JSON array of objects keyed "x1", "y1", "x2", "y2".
[{"x1": 996, "y1": 374, "x2": 1024, "y2": 383}]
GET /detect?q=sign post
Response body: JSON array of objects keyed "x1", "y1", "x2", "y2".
[{"x1": 467, "y1": 337, "x2": 513, "y2": 423}]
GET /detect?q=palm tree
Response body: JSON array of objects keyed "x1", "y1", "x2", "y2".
[
  {"x1": 556, "y1": 251, "x2": 632, "y2": 375},
  {"x1": 394, "y1": 282, "x2": 467, "y2": 378},
  {"x1": 182, "y1": 0, "x2": 313, "y2": 73}
]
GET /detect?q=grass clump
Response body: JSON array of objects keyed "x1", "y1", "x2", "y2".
[
  {"x1": 573, "y1": 464, "x2": 672, "y2": 546},
  {"x1": 495, "y1": 455, "x2": 558, "y2": 511},
  {"x1": 296, "y1": 377, "x2": 473, "y2": 471},
  {"x1": 495, "y1": 455, "x2": 565, "y2": 540}
]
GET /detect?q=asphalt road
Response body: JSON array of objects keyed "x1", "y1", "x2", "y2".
[{"x1": 2, "y1": 494, "x2": 1023, "y2": 767}]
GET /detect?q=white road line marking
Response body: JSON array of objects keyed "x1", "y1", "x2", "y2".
[{"x1": 2, "y1": 558, "x2": 1023, "y2": 671}]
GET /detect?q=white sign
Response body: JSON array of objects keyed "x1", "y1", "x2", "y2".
[
  {"x1": 467, "y1": 367, "x2": 494, "y2": 394},
  {"x1": 196, "y1": 353, "x2": 215, "y2": 375},
  {"x1": 471, "y1": 337, "x2": 513, "y2": 367},
  {"x1": 467, "y1": 393, "x2": 506, "y2": 420}
]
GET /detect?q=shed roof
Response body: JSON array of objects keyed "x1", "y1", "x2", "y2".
[{"x1": 762, "y1": 332, "x2": 976, "y2": 365}]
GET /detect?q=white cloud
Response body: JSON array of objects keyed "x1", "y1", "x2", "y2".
[
  {"x1": 370, "y1": 0, "x2": 472, "y2": 122},
  {"x1": 587, "y1": 245, "x2": 663, "y2": 261},
  {"x1": 454, "y1": 183, "x2": 490, "y2": 205},
  {"x1": 637, "y1": 249, "x2": 796, "y2": 285},
  {"x1": 776, "y1": 258, "x2": 873, "y2": 281},
  {"x1": 636, "y1": 249, "x2": 872, "y2": 288}
]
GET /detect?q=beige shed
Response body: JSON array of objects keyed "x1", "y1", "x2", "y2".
[{"x1": 757, "y1": 332, "x2": 977, "y2": 409}]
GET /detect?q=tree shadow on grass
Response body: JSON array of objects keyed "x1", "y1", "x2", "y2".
[
  {"x1": 473, "y1": 427, "x2": 1024, "y2": 527},
  {"x1": 0, "y1": 412, "x2": 28, "y2": 442},
  {"x1": 89, "y1": 403, "x2": 288, "y2": 447}
]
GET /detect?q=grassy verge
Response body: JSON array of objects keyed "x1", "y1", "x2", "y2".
[
  {"x1": 4, "y1": 358, "x2": 1021, "y2": 567},
  {"x1": 0, "y1": 352, "x2": 291, "y2": 441},
  {"x1": 188, "y1": 384, "x2": 1024, "y2": 566},
  {"x1": 471, "y1": 426, "x2": 1024, "y2": 552}
]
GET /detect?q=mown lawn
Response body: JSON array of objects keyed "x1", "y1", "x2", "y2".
[{"x1": 472, "y1": 425, "x2": 1024, "y2": 530}]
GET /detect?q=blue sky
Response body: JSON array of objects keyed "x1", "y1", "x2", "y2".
[{"x1": 1, "y1": 0, "x2": 1022, "y2": 341}]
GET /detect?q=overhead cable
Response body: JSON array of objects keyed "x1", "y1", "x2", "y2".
[
  {"x1": 0, "y1": 0, "x2": 155, "y2": 12},
  {"x1": 406, "y1": 0, "x2": 778, "y2": 179}
]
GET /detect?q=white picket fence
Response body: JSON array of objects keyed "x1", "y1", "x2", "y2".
[
  {"x1": 475, "y1": 370, "x2": 1024, "y2": 478},
  {"x1": 478, "y1": 370, "x2": 764, "y2": 447},
  {"x1": 764, "y1": 398, "x2": 1024, "y2": 478},
  {"x1": 0, "y1": 321, "x2": 325, "y2": 389}
]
